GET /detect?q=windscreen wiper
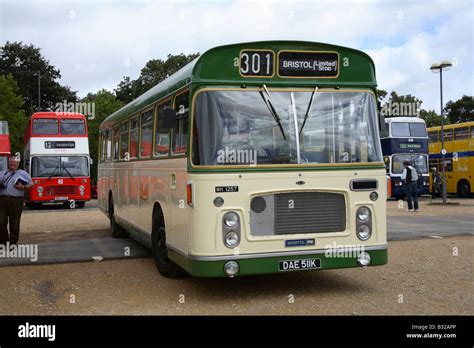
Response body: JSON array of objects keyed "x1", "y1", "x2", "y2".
[
  {"x1": 259, "y1": 84, "x2": 286, "y2": 140},
  {"x1": 47, "y1": 162, "x2": 61, "y2": 180},
  {"x1": 62, "y1": 163, "x2": 74, "y2": 179},
  {"x1": 299, "y1": 86, "x2": 318, "y2": 135}
]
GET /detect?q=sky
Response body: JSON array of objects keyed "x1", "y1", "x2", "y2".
[{"x1": 0, "y1": 0, "x2": 472, "y2": 111}]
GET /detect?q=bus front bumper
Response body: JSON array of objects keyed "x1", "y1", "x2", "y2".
[{"x1": 179, "y1": 245, "x2": 388, "y2": 278}]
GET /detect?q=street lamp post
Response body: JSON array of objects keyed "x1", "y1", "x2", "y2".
[
  {"x1": 34, "y1": 71, "x2": 41, "y2": 111},
  {"x1": 430, "y1": 60, "x2": 452, "y2": 204}
]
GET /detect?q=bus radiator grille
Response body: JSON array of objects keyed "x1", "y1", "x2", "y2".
[{"x1": 45, "y1": 185, "x2": 77, "y2": 196}]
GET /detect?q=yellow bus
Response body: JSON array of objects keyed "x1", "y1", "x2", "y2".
[
  {"x1": 428, "y1": 121, "x2": 474, "y2": 197},
  {"x1": 98, "y1": 41, "x2": 388, "y2": 278}
]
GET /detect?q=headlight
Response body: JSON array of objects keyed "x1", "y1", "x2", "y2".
[
  {"x1": 357, "y1": 224, "x2": 371, "y2": 241},
  {"x1": 37, "y1": 186, "x2": 43, "y2": 193},
  {"x1": 79, "y1": 185, "x2": 85, "y2": 192},
  {"x1": 224, "y1": 231, "x2": 239, "y2": 248},
  {"x1": 223, "y1": 212, "x2": 239, "y2": 228},
  {"x1": 357, "y1": 206, "x2": 371, "y2": 221},
  {"x1": 224, "y1": 261, "x2": 239, "y2": 277},
  {"x1": 369, "y1": 192, "x2": 378, "y2": 201}
]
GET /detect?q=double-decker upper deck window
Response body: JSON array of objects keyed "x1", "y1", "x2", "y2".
[
  {"x1": 172, "y1": 91, "x2": 189, "y2": 155},
  {"x1": 33, "y1": 119, "x2": 58, "y2": 135},
  {"x1": 155, "y1": 100, "x2": 171, "y2": 156},
  {"x1": 130, "y1": 116, "x2": 139, "y2": 158},
  {"x1": 61, "y1": 119, "x2": 86, "y2": 135},
  {"x1": 391, "y1": 122, "x2": 427, "y2": 138},
  {"x1": 120, "y1": 122, "x2": 129, "y2": 160},
  {"x1": 140, "y1": 110, "x2": 153, "y2": 158},
  {"x1": 112, "y1": 126, "x2": 120, "y2": 160}
]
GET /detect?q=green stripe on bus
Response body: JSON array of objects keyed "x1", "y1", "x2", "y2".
[{"x1": 186, "y1": 248, "x2": 388, "y2": 278}]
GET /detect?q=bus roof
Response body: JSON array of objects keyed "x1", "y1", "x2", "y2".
[
  {"x1": 427, "y1": 121, "x2": 474, "y2": 132},
  {"x1": 101, "y1": 40, "x2": 377, "y2": 129},
  {"x1": 385, "y1": 117, "x2": 426, "y2": 124},
  {"x1": 30, "y1": 112, "x2": 86, "y2": 120}
]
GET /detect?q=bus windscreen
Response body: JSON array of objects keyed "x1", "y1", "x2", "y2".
[{"x1": 31, "y1": 156, "x2": 89, "y2": 177}]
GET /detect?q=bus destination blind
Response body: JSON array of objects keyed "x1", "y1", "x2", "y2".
[{"x1": 278, "y1": 51, "x2": 338, "y2": 77}]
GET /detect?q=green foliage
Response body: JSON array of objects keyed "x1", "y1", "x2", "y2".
[
  {"x1": 115, "y1": 53, "x2": 199, "y2": 104},
  {"x1": 419, "y1": 109, "x2": 444, "y2": 128},
  {"x1": 376, "y1": 89, "x2": 387, "y2": 103},
  {"x1": 0, "y1": 41, "x2": 77, "y2": 115},
  {"x1": 82, "y1": 89, "x2": 123, "y2": 184},
  {"x1": 445, "y1": 95, "x2": 474, "y2": 123},
  {"x1": 0, "y1": 74, "x2": 28, "y2": 156}
]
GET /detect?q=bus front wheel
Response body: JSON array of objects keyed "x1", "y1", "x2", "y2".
[
  {"x1": 109, "y1": 198, "x2": 127, "y2": 238},
  {"x1": 152, "y1": 217, "x2": 186, "y2": 279},
  {"x1": 458, "y1": 181, "x2": 471, "y2": 198}
]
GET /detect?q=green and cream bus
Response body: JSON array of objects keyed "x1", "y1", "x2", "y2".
[{"x1": 98, "y1": 41, "x2": 387, "y2": 278}]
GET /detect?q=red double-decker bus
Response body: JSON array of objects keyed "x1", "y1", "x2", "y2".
[
  {"x1": 0, "y1": 121, "x2": 10, "y2": 171},
  {"x1": 24, "y1": 112, "x2": 91, "y2": 208}
]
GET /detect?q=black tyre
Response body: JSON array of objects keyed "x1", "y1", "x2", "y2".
[
  {"x1": 458, "y1": 181, "x2": 471, "y2": 198},
  {"x1": 76, "y1": 201, "x2": 86, "y2": 208},
  {"x1": 151, "y1": 213, "x2": 186, "y2": 278},
  {"x1": 109, "y1": 198, "x2": 127, "y2": 238}
]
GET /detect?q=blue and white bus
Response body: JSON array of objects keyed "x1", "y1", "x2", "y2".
[{"x1": 381, "y1": 117, "x2": 430, "y2": 199}]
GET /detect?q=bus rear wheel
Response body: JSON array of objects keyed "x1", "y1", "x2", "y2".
[
  {"x1": 152, "y1": 217, "x2": 186, "y2": 279},
  {"x1": 458, "y1": 181, "x2": 471, "y2": 198}
]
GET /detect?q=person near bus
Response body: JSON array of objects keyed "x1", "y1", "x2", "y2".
[
  {"x1": 0, "y1": 156, "x2": 34, "y2": 245},
  {"x1": 431, "y1": 166, "x2": 442, "y2": 199},
  {"x1": 401, "y1": 160, "x2": 419, "y2": 212}
]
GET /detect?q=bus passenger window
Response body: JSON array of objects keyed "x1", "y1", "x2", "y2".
[
  {"x1": 61, "y1": 119, "x2": 86, "y2": 135},
  {"x1": 105, "y1": 129, "x2": 112, "y2": 161},
  {"x1": 130, "y1": 116, "x2": 139, "y2": 158},
  {"x1": 33, "y1": 119, "x2": 58, "y2": 135},
  {"x1": 454, "y1": 127, "x2": 469, "y2": 140},
  {"x1": 112, "y1": 126, "x2": 120, "y2": 161},
  {"x1": 140, "y1": 110, "x2": 153, "y2": 157},
  {"x1": 120, "y1": 122, "x2": 129, "y2": 159},
  {"x1": 155, "y1": 101, "x2": 172, "y2": 156},
  {"x1": 100, "y1": 131, "x2": 106, "y2": 162},
  {"x1": 173, "y1": 91, "x2": 189, "y2": 155}
]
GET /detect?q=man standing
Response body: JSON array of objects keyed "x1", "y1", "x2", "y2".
[
  {"x1": 0, "y1": 156, "x2": 34, "y2": 245},
  {"x1": 401, "y1": 160, "x2": 419, "y2": 212},
  {"x1": 431, "y1": 167, "x2": 442, "y2": 199}
]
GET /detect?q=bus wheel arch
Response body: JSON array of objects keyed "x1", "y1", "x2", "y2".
[
  {"x1": 457, "y1": 180, "x2": 471, "y2": 198},
  {"x1": 151, "y1": 202, "x2": 186, "y2": 278},
  {"x1": 109, "y1": 191, "x2": 127, "y2": 238}
]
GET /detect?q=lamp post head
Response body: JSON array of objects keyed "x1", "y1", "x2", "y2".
[{"x1": 430, "y1": 60, "x2": 452, "y2": 73}]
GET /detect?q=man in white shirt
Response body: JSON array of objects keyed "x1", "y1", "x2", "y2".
[{"x1": 401, "y1": 160, "x2": 419, "y2": 212}]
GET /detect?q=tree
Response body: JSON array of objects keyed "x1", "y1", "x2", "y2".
[
  {"x1": 445, "y1": 95, "x2": 474, "y2": 123},
  {"x1": 419, "y1": 109, "x2": 444, "y2": 128},
  {"x1": 0, "y1": 41, "x2": 77, "y2": 115},
  {"x1": 81, "y1": 89, "x2": 123, "y2": 184},
  {"x1": 376, "y1": 89, "x2": 387, "y2": 103},
  {"x1": 0, "y1": 74, "x2": 28, "y2": 156},
  {"x1": 115, "y1": 53, "x2": 199, "y2": 104}
]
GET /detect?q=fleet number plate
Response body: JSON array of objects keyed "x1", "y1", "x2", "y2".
[{"x1": 278, "y1": 258, "x2": 321, "y2": 271}]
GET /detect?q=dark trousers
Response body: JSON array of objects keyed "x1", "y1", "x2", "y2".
[
  {"x1": 0, "y1": 196, "x2": 25, "y2": 245},
  {"x1": 405, "y1": 181, "x2": 419, "y2": 210},
  {"x1": 432, "y1": 183, "x2": 441, "y2": 199}
]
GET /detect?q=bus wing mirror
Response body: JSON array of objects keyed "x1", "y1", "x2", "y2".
[{"x1": 163, "y1": 108, "x2": 176, "y2": 129}]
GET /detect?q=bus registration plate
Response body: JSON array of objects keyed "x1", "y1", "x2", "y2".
[
  {"x1": 278, "y1": 258, "x2": 321, "y2": 271},
  {"x1": 55, "y1": 196, "x2": 68, "y2": 201}
]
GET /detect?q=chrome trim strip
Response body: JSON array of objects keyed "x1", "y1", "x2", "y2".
[{"x1": 187, "y1": 244, "x2": 388, "y2": 261}]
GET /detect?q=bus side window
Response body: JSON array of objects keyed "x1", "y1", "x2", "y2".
[
  {"x1": 112, "y1": 126, "x2": 120, "y2": 161},
  {"x1": 155, "y1": 100, "x2": 172, "y2": 157},
  {"x1": 120, "y1": 121, "x2": 129, "y2": 160},
  {"x1": 140, "y1": 109, "x2": 154, "y2": 158},
  {"x1": 172, "y1": 91, "x2": 189, "y2": 155},
  {"x1": 105, "y1": 129, "x2": 112, "y2": 161},
  {"x1": 471, "y1": 127, "x2": 474, "y2": 139},
  {"x1": 100, "y1": 131, "x2": 106, "y2": 162},
  {"x1": 454, "y1": 127, "x2": 469, "y2": 140},
  {"x1": 130, "y1": 116, "x2": 139, "y2": 158}
]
